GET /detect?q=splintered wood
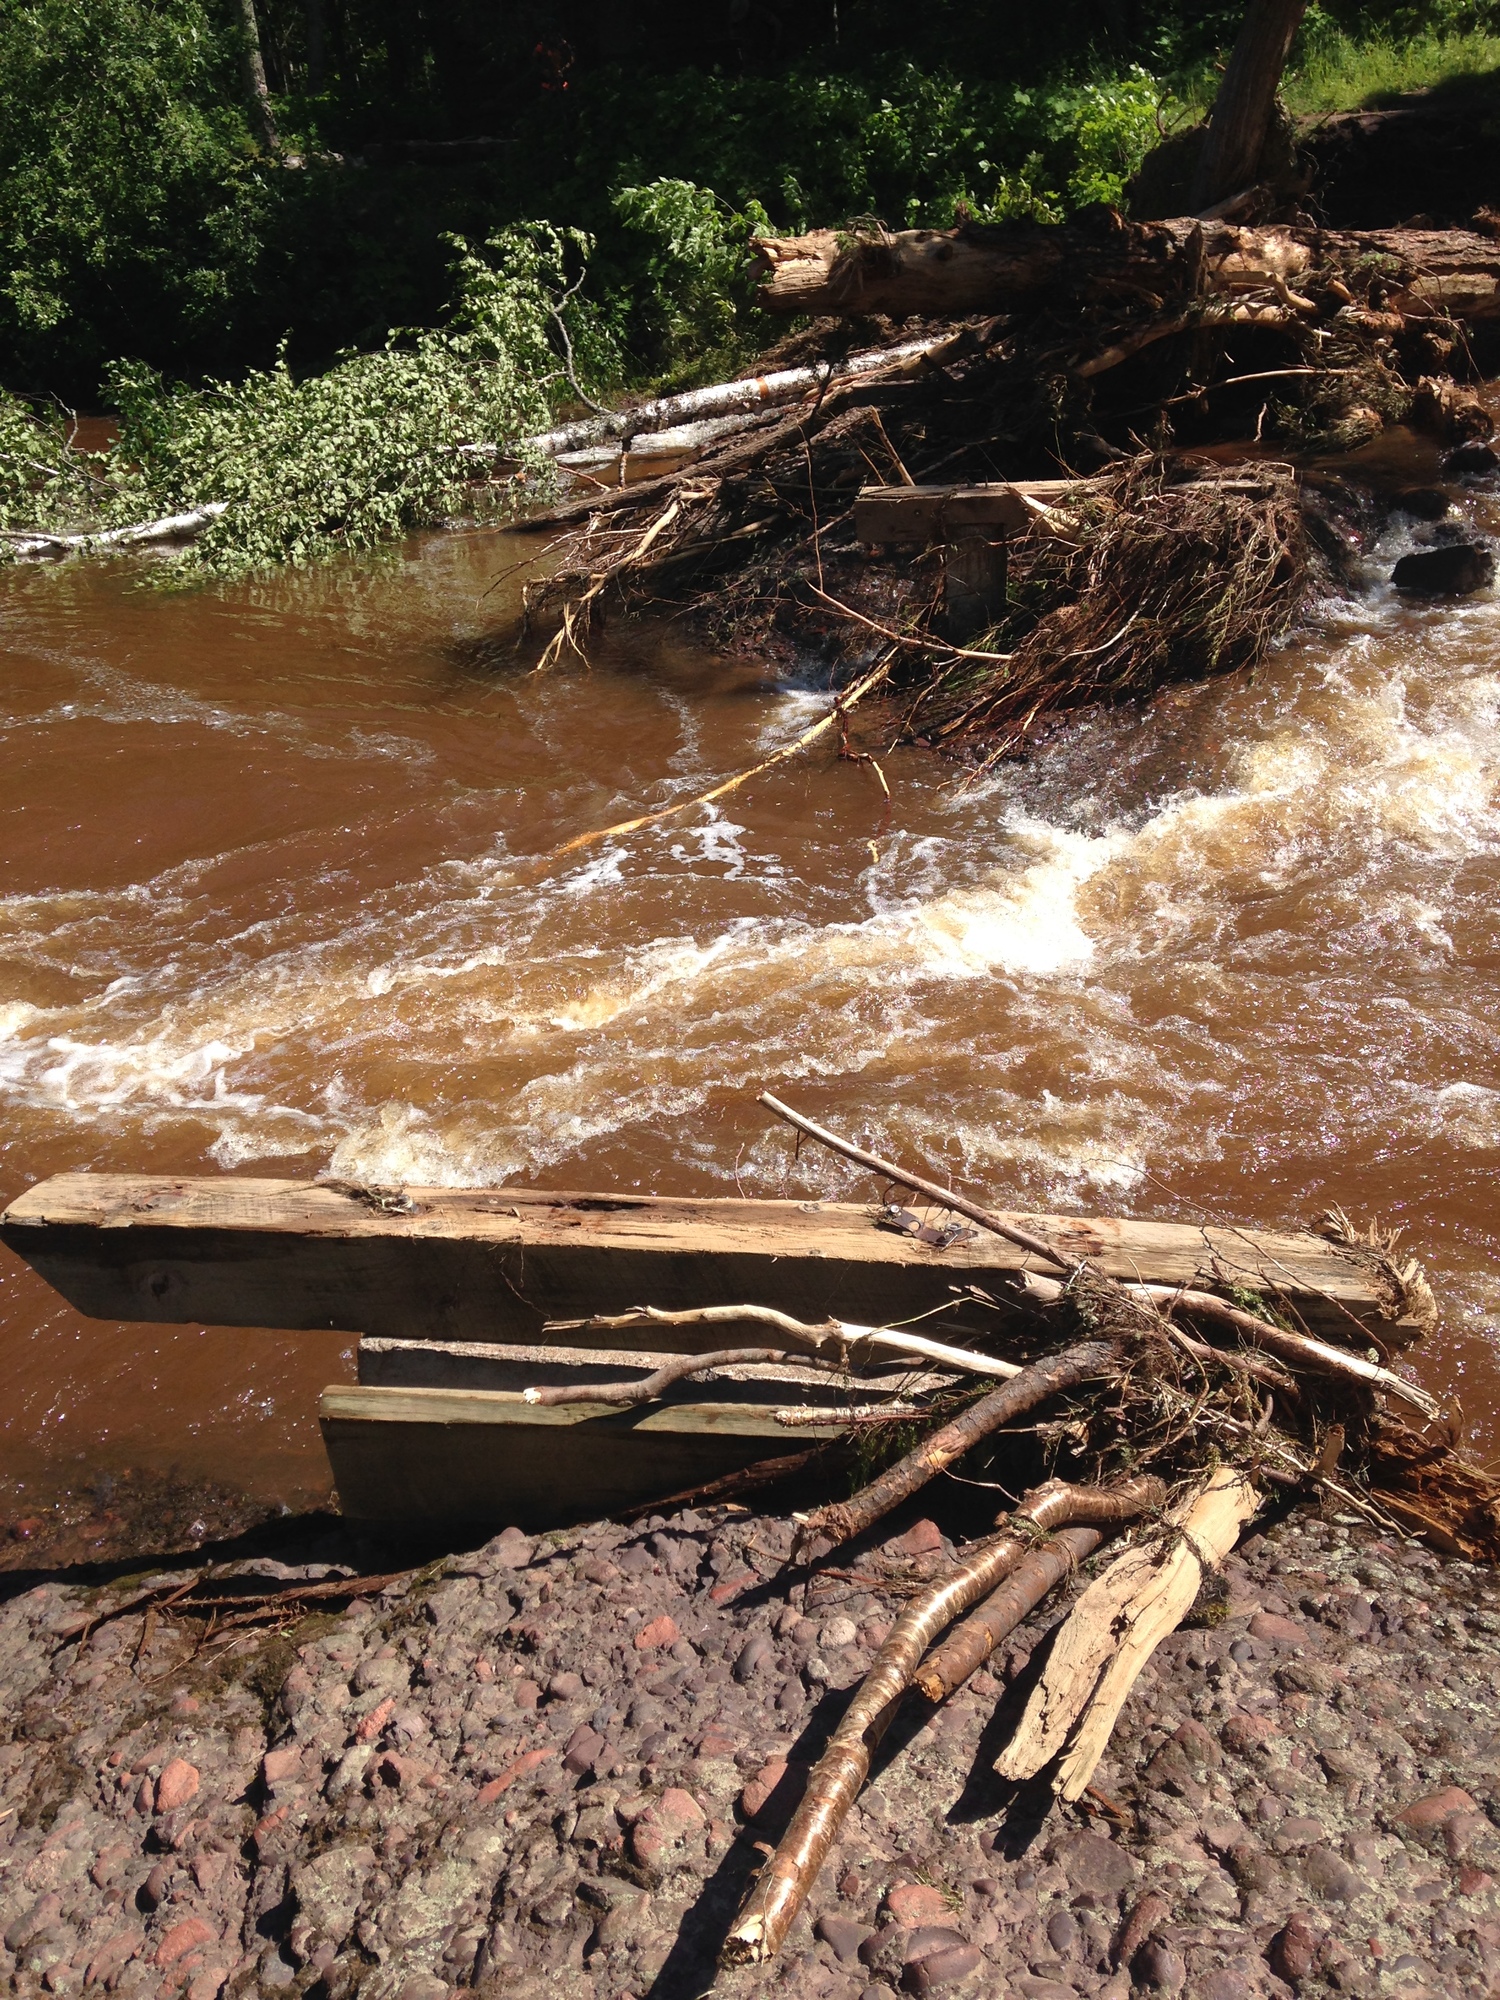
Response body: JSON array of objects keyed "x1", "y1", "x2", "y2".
[{"x1": 995, "y1": 1466, "x2": 1261, "y2": 1800}]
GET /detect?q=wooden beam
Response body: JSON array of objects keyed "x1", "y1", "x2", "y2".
[
  {"x1": 320, "y1": 1382, "x2": 846, "y2": 1525},
  {"x1": 854, "y1": 481, "x2": 1084, "y2": 546},
  {"x1": 0, "y1": 1173, "x2": 1417, "y2": 1347}
]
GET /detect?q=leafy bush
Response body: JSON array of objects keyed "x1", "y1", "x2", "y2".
[
  {"x1": 0, "y1": 226, "x2": 611, "y2": 576},
  {"x1": 611, "y1": 179, "x2": 772, "y2": 381}
]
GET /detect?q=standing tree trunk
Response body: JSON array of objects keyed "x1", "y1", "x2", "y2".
[
  {"x1": 234, "y1": 0, "x2": 281, "y2": 153},
  {"x1": 1191, "y1": 0, "x2": 1308, "y2": 212}
]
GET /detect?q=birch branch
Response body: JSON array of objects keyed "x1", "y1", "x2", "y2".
[
  {"x1": 794, "y1": 1339, "x2": 1122, "y2": 1553},
  {"x1": 541, "y1": 1303, "x2": 1021, "y2": 1382},
  {"x1": 724, "y1": 1477, "x2": 1163, "y2": 1964},
  {"x1": 3, "y1": 503, "x2": 229, "y2": 559},
  {"x1": 914, "y1": 1524, "x2": 1107, "y2": 1702}
]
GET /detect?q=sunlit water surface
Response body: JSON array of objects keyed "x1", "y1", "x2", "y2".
[{"x1": 2, "y1": 471, "x2": 1498, "y2": 1532}]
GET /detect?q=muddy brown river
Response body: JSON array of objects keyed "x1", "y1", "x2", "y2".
[{"x1": 2, "y1": 456, "x2": 1498, "y2": 1546}]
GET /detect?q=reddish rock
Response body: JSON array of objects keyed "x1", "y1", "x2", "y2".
[
  {"x1": 889, "y1": 1519, "x2": 945, "y2": 1557},
  {"x1": 884, "y1": 1883, "x2": 953, "y2": 1928},
  {"x1": 513, "y1": 1679, "x2": 542, "y2": 1710},
  {"x1": 261, "y1": 1746, "x2": 301, "y2": 1787},
  {"x1": 1268, "y1": 1910, "x2": 1320, "y2": 1982},
  {"x1": 696, "y1": 1726, "x2": 736, "y2": 1759},
  {"x1": 154, "y1": 1917, "x2": 217, "y2": 1969},
  {"x1": 814, "y1": 1914, "x2": 870, "y2": 1965},
  {"x1": 1397, "y1": 1786, "x2": 1480, "y2": 1831},
  {"x1": 1222, "y1": 1710, "x2": 1280, "y2": 1756},
  {"x1": 905, "y1": 1943, "x2": 981, "y2": 1992},
  {"x1": 490, "y1": 1525, "x2": 533, "y2": 1567},
  {"x1": 1459, "y1": 1867, "x2": 1495, "y2": 1895},
  {"x1": 708, "y1": 1571, "x2": 757, "y2": 1605},
  {"x1": 563, "y1": 1725, "x2": 607, "y2": 1775},
  {"x1": 634, "y1": 1615, "x2": 681, "y2": 1652},
  {"x1": 186, "y1": 1968, "x2": 228, "y2": 2000},
  {"x1": 355, "y1": 1697, "x2": 396, "y2": 1743},
  {"x1": 476, "y1": 1746, "x2": 555, "y2": 1804},
  {"x1": 84, "y1": 1927, "x2": 144, "y2": 1987},
  {"x1": 1248, "y1": 1612, "x2": 1306, "y2": 1647},
  {"x1": 631, "y1": 1787, "x2": 706, "y2": 1872},
  {"x1": 738, "y1": 1756, "x2": 788, "y2": 1821}
]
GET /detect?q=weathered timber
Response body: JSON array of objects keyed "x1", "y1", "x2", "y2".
[
  {"x1": 320, "y1": 1382, "x2": 846, "y2": 1525},
  {"x1": 0, "y1": 1173, "x2": 1419, "y2": 1346},
  {"x1": 752, "y1": 217, "x2": 1500, "y2": 324},
  {"x1": 853, "y1": 481, "x2": 1085, "y2": 546}
]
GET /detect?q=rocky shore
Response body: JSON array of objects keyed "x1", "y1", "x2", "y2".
[{"x1": 2, "y1": 1500, "x2": 1499, "y2": 2000}]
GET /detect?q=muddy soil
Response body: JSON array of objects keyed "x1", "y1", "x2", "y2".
[{"x1": 2, "y1": 1499, "x2": 1498, "y2": 2000}]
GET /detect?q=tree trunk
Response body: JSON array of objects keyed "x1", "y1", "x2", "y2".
[
  {"x1": 751, "y1": 218, "x2": 1500, "y2": 326},
  {"x1": 234, "y1": 0, "x2": 280, "y2": 153},
  {"x1": 1191, "y1": 0, "x2": 1308, "y2": 212}
]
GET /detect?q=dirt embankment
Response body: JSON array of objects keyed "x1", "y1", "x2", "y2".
[{"x1": 1, "y1": 1502, "x2": 1498, "y2": 2000}]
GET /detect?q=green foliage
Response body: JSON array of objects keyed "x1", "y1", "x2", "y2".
[
  {"x1": 0, "y1": 0, "x2": 272, "y2": 386},
  {"x1": 611, "y1": 179, "x2": 772, "y2": 381},
  {"x1": 1285, "y1": 10, "x2": 1500, "y2": 111},
  {"x1": 0, "y1": 227, "x2": 605, "y2": 577},
  {"x1": 0, "y1": 394, "x2": 93, "y2": 532}
]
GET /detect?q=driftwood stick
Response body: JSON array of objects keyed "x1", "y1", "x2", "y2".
[
  {"x1": 1132, "y1": 1284, "x2": 1442, "y2": 1419},
  {"x1": 724, "y1": 1478, "x2": 1162, "y2": 1964},
  {"x1": 913, "y1": 1524, "x2": 1105, "y2": 1700},
  {"x1": 521, "y1": 1346, "x2": 806, "y2": 1407},
  {"x1": 541, "y1": 1304, "x2": 1022, "y2": 1382},
  {"x1": 617, "y1": 1442, "x2": 850, "y2": 1522},
  {"x1": 758, "y1": 1092, "x2": 1073, "y2": 1273},
  {"x1": 1014, "y1": 1271, "x2": 1300, "y2": 1402},
  {"x1": 795, "y1": 1339, "x2": 1121, "y2": 1552},
  {"x1": 995, "y1": 1467, "x2": 1260, "y2": 1798}
]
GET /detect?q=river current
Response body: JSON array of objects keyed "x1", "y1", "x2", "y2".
[{"x1": 2, "y1": 458, "x2": 1498, "y2": 1538}]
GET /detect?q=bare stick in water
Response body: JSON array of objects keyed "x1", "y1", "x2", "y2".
[{"x1": 758, "y1": 1091, "x2": 1073, "y2": 1272}]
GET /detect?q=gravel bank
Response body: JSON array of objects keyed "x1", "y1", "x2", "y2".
[{"x1": 2, "y1": 1501, "x2": 1498, "y2": 2000}]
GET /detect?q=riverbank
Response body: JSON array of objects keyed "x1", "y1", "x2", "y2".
[{"x1": 1, "y1": 1496, "x2": 1497, "y2": 1999}]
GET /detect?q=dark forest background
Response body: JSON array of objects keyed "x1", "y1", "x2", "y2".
[{"x1": 5, "y1": 0, "x2": 1498, "y2": 401}]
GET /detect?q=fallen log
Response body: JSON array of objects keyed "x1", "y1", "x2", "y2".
[
  {"x1": 724, "y1": 1476, "x2": 1163, "y2": 1963},
  {"x1": 751, "y1": 216, "x2": 1500, "y2": 328},
  {"x1": 1, "y1": 502, "x2": 230, "y2": 560}
]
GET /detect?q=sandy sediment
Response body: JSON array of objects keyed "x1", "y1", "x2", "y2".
[{"x1": 1, "y1": 1503, "x2": 1498, "y2": 2000}]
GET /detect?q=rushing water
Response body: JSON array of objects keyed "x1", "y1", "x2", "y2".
[{"x1": 2, "y1": 452, "x2": 1499, "y2": 1542}]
